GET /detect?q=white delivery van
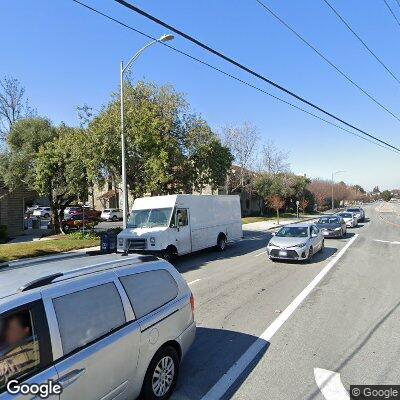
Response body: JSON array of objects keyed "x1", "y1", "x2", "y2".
[{"x1": 117, "y1": 194, "x2": 242, "y2": 259}]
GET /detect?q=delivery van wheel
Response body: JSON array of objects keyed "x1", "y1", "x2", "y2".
[
  {"x1": 216, "y1": 233, "x2": 227, "y2": 252},
  {"x1": 162, "y1": 246, "x2": 177, "y2": 262}
]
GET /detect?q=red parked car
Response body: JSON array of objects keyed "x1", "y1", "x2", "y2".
[
  {"x1": 66, "y1": 206, "x2": 101, "y2": 220},
  {"x1": 62, "y1": 214, "x2": 98, "y2": 232}
]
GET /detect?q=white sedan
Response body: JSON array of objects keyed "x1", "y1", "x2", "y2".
[
  {"x1": 337, "y1": 212, "x2": 358, "y2": 227},
  {"x1": 101, "y1": 208, "x2": 123, "y2": 222}
]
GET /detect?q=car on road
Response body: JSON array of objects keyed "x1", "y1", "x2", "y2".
[
  {"x1": 0, "y1": 254, "x2": 196, "y2": 400},
  {"x1": 267, "y1": 223, "x2": 324, "y2": 262},
  {"x1": 101, "y1": 208, "x2": 123, "y2": 221},
  {"x1": 347, "y1": 206, "x2": 365, "y2": 222},
  {"x1": 32, "y1": 206, "x2": 51, "y2": 218},
  {"x1": 337, "y1": 211, "x2": 358, "y2": 228},
  {"x1": 315, "y1": 215, "x2": 347, "y2": 238}
]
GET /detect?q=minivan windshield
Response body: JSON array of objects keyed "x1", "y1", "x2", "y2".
[
  {"x1": 127, "y1": 208, "x2": 173, "y2": 228},
  {"x1": 276, "y1": 226, "x2": 308, "y2": 237}
]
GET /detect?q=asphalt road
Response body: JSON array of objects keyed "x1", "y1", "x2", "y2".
[{"x1": 169, "y1": 202, "x2": 400, "y2": 400}]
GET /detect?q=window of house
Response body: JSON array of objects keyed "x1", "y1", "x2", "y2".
[
  {"x1": 0, "y1": 309, "x2": 41, "y2": 392},
  {"x1": 53, "y1": 283, "x2": 126, "y2": 355},
  {"x1": 120, "y1": 270, "x2": 178, "y2": 319}
]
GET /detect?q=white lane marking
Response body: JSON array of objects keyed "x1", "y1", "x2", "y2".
[
  {"x1": 188, "y1": 279, "x2": 201, "y2": 285},
  {"x1": 255, "y1": 250, "x2": 268, "y2": 257},
  {"x1": 200, "y1": 234, "x2": 359, "y2": 400},
  {"x1": 373, "y1": 239, "x2": 400, "y2": 245},
  {"x1": 314, "y1": 368, "x2": 349, "y2": 400}
]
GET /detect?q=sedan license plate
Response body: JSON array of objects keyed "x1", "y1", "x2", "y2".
[{"x1": 279, "y1": 250, "x2": 287, "y2": 257}]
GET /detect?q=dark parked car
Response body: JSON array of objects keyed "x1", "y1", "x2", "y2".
[{"x1": 315, "y1": 215, "x2": 347, "y2": 238}]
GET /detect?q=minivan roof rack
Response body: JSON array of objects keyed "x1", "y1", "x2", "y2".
[
  {"x1": 18, "y1": 254, "x2": 159, "y2": 293},
  {"x1": 19, "y1": 273, "x2": 64, "y2": 292}
]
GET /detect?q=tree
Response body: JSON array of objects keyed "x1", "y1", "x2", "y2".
[
  {"x1": 221, "y1": 122, "x2": 259, "y2": 192},
  {"x1": 261, "y1": 139, "x2": 290, "y2": 174},
  {"x1": 382, "y1": 190, "x2": 392, "y2": 202},
  {"x1": 0, "y1": 118, "x2": 56, "y2": 190},
  {"x1": 299, "y1": 198, "x2": 309, "y2": 214},
  {"x1": 269, "y1": 195, "x2": 285, "y2": 224},
  {"x1": 87, "y1": 81, "x2": 232, "y2": 198},
  {"x1": 0, "y1": 77, "x2": 35, "y2": 140},
  {"x1": 35, "y1": 125, "x2": 91, "y2": 233}
]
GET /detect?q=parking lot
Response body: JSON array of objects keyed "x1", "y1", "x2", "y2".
[{"x1": 164, "y1": 203, "x2": 400, "y2": 399}]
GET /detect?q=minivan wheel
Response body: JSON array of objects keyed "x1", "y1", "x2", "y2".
[
  {"x1": 216, "y1": 234, "x2": 227, "y2": 251},
  {"x1": 142, "y1": 346, "x2": 180, "y2": 400},
  {"x1": 112, "y1": 215, "x2": 118, "y2": 222}
]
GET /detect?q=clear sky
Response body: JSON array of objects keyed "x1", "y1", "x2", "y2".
[{"x1": 1, "y1": 0, "x2": 400, "y2": 191}]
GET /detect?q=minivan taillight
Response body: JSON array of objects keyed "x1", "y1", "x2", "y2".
[{"x1": 190, "y1": 292, "x2": 195, "y2": 315}]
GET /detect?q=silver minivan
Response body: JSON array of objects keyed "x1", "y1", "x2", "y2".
[{"x1": 0, "y1": 254, "x2": 196, "y2": 399}]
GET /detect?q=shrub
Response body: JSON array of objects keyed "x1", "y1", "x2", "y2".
[{"x1": 0, "y1": 225, "x2": 7, "y2": 243}]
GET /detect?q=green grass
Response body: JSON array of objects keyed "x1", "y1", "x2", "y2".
[{"x1": 0, "y1": 236, "x2": 99, "y2": 263}]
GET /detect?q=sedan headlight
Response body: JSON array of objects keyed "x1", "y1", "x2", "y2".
[
  {"x1": 293, "y1": 241, "x2": 308, "y2": 248},
  {"x1": 150, "y1": 236, "x2": 156, "y2": 244},
  {"x1": 334, "y1": 227, "x2": 341, "y2": 231}
]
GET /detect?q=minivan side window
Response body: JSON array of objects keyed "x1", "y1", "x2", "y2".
[
  {"x1": 53, "y1": 283, "x2": 126, "y2": 355},
  {"x1": 0, "y1": 304, "x2": 49, "y2": 393},
  {"x1": 120, "y1": 270, "x2": 178, "y2": 319}
]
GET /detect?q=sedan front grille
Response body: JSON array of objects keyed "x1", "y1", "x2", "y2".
[{"x1": 270, "y1": 249, "x2": 298, "y2": 259}]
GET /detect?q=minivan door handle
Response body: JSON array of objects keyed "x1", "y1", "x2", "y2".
[{"x1": 58, "y1": 368, "x2": 86, "y2": 388}]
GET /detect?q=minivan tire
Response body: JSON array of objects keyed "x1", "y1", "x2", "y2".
[
  {"x1": 216, "y1": 233, "x2": 227, "y2": 251},
  {"x1": 112, "y1": 215, "x2": 118, "y2": 222},
  {"x1": 142, "y1": 345, "x2": 180, "y2": 400}
]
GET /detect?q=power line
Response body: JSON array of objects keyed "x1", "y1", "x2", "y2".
[
  {"x1": 322, "y1": 0, "x2": 400, "y2": 85},
  {"x1": 383, "y1": 0, "x2": 400, "y2": 27},
  {"x1": 70, "y1": 0, "x2": 400, "y2": 155},
  {"x1": 254, "y1": 0, "x2": 400, "y2": 123},
  {"x1": 112, "y1": 0, "x2": 400, "y2": 153}
]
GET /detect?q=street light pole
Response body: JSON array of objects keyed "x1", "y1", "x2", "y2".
[
  {"x1": 331, "y1": 170, "x2": 346, "y2": 211},
  {"x1": 120, "y1": 34, "x2": 174, "y2": 229}
]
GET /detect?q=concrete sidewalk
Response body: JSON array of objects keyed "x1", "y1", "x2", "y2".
[{"x1": 243, "y1": 215, "x2": 320, "y2": 232}]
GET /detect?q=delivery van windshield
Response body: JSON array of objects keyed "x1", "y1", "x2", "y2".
[{"x1": 127, "y1": 208, "x2": 173, "y2": 228}]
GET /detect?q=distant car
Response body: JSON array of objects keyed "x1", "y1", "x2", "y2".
[
  {"x1": 267, "y1": 223, "x2": 324, "y2": 262},
  {"x1": 32, "y1": 206, "x2": 51, "y2": 218},
  {"x1": 65, "y1": 206, "x2": 101, "y2": 220},
  {"x1": 62, "y1": 214, "x2": 98, "y2": 232},
  {"x1": 337, "y1": 212, "x2": 358, "y2": 228},
  {"x1": 315, "y1": 215, "x2": 347, "y2": 238},
  {"x1": 101, "y1": 208, "x2": 123, "y2": 221},
  {"x1": 347, "y1": 207, "x2": 365, "y2": 222}
]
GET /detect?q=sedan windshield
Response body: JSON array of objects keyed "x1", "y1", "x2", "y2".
[
  {"x1": 339, "y1": 213, "x2": 352, "y2": 219},
  {"x1": 347, "y1": 208, "x2": 360, "y2": 213},
  {"x1": 127, "y1": 208, "x2": 172, "y2": 228},
  {"x1": 276, "y1": 226, "x2": 308, "y2": 237},
  {"x1": 318, "y1": 217, "x2": 340, "y2": 224}
]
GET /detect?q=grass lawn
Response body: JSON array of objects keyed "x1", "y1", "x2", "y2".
[{"x1": 0, "y1": 236, "x2": 99, "y2": 263}]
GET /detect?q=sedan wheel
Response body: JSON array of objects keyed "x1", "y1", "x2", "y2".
[{"x1": 307, "y1": 246, "x2": 313, "y2": 262}]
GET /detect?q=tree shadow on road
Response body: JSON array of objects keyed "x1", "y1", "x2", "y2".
[{"x1": 174, "y1": 327, "x2": 269, "y2": 400}]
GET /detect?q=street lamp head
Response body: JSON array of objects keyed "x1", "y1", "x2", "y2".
[{"x1": 159, "y1": 34, "x2": 174, "y2": 42}]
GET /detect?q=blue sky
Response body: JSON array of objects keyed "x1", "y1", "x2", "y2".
[{"x1": 1, "y1": 0, "x2": 400, "y2": 190}]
